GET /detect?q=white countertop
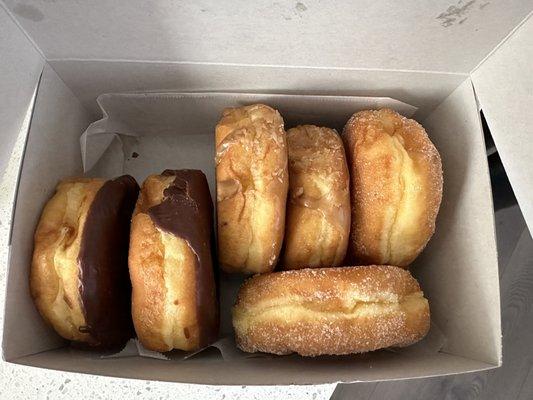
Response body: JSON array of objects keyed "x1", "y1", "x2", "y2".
[{"x1": 0, "y1": 123, "x2": 336, "y2": 399}]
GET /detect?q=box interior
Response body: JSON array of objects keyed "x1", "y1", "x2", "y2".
[
  {"x1": 3, "y1": 60, "x2": 500, "y2": 384},
  {"x1": 48, "y1": 60, "x2": 468, "y2": 121}
]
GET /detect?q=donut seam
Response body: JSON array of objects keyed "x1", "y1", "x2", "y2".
[
  {"x1": 236, "y1": 292, "x2": 423, "y2": 318},
  {"x1": 386, "y1": 135, "x2": 407, "y2": 263}
]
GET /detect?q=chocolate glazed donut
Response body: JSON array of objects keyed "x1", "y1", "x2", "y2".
[
  {"x1": 30, "y1": 175, "x2": 139, "y2": 349},
  {"x1": 129, "y1": 170, "x2": 218, "y2": 352}
]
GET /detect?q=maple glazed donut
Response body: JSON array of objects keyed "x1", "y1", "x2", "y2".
[
  {"x1": 215, "y1": 104, "x2": 289, "y2": 274},
  {"x1": 128, "y1": 170, "x2": 218, "y2": 352},
  {"x1": 232, "y1": 265, "x2": 430, "y2": 356},
  {"x1": 30, "y1": 175, "x2": 139, "y2": 348},
  {"x1": 281, "y1": 125, "x2": 350, "y2": 269},
  {"x1": 342, "y1": 109, "x2": 443, "y2": 267}
]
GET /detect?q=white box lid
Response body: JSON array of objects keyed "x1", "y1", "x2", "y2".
[
  {"x1": 472, "y1": 14, "x2": 533, "y2": 233},
  {"x1": 1, "y1": 0, "x2": 531, "y2": 73}
]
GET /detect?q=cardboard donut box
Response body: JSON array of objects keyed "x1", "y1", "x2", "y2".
[{"x1": 1, "y1": 1, "x2": 532, "y2": 385}]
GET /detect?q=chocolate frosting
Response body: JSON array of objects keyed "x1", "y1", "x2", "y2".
[
  {"x1": 78, "y1": 175, "x2": 139, "y2": 349},
  {"x1": 147, "y1": 169, "x2": 219, "y2": 347}
]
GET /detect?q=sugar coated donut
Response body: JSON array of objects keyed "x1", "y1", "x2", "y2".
[{"x1": 233, "y1": 265, "x2": 429, "y2": 356}]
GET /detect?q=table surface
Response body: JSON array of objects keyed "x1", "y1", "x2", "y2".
[{"x1": 1, "y1": 124, "x2": 531, "y2": 400}]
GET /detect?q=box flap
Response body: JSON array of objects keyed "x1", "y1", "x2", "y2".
[
  {"x1": 12, "y1": 348, "x2": 496, "y2": 385},
  {"x1": 0, "y1": 5, "x2": 43, "y2": 175},
  {"x1": 2, "y1": 64, "x2": 91, "y2": 361},
  {"x1": 2, "y1": 0, "x2": 532, "y2": 73},
  {"x1": 472, "y1": 14, "x2": 533, "y2": 233}
]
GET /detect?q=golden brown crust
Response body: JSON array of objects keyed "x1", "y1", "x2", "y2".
[
  {"x1": 30, "y1": 178, "x2": 104, "y2": 344},
  {"x1": 281, "y1": 125, "x2": 350, "y2": 269},
  {"x1": 232, "y1": 265, "x2": 430, "y2": 356},
  {"x1": 129, "y1": 211, "x2": 167, "y2": 351},
  {"x1": 129, "y1": 174, "x2": 212, "y2": 352},
  {"x1": 342, "y1": 109, "x2": 443, "y2": 267},
  {"x1": 215, "y1": 104, "x2": 289, "y2": 274}
]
